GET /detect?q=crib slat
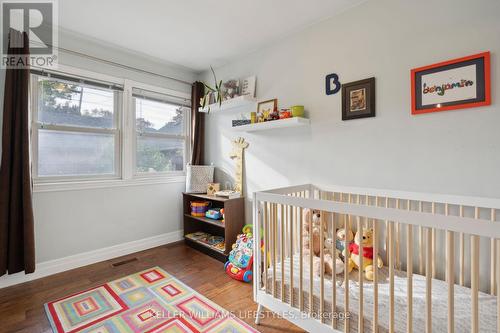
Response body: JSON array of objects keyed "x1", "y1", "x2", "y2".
[
  {"x1": 445, "y1": 204, "x2": 454, "y2": 333},
  {"x1": 471, "y1": 207, "x2": 480, "y2": 333},
  {"x1": 344, "y1": 193, "x2": 352, "y2": 333},
  {"x1": 431, "y1": 202, "x2": 437, "y2": 279},
  {"x1": 459, "y1": 205, "x2": 465, "y2": 286},
  {"x1": 331, "y1": 193, "x2": 337, "y2": 330},
  {"x1": 496, "y1": 238, "x2": 500, "y2": 333},
  {"x1": 272, "y1": 203, "x2": 277, "y2": 297},
  {"x1": 289, "y1": 205, "x2": 294, "y2": 307},
  {"x1": 426, "y1": 227, "x2": 432, "y2": 333},
  {"x1": 299, "y1": 206, "x2": 304, "y2": 311},
  {"x1": 491, "y1": 208, "x2": 496, "y2": 295},
  {"x1": 320, "y1": 205, "x2": 325, "y2": 323},
  {"x1": 373, "y1": 197, "x2": 379, "y2": 333},
  {"x1": 263, "y1": 202, "x2": 268, "y2": 293},
  {"x1": 309, "y1": 205, "x2": 314, "y2": 316},
  {"x1": 407, "y1": 200, "x2": 413, "y2": 333},
  {"x1": 358, "y1": 214, "x2": 364, "y2": 333},
  {"x1": 419, "y1": 201, "x2": 424, "y2": 275},
  {"x1": 386, "y1": 198, "x2": 390, "y2": 265},
  {"x1": 396, "y1": 199, "x2": 401, "y2": 270},
  {"x1": 388, "y1": 220, "x2": 395, "y2": 333},
  {"x1": 281, "y1": 204, "x2": 285, "y2": 302}
]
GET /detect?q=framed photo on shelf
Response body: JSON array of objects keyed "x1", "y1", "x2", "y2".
[
  {"x1": 241, "y1": 76, "x2": 256, "y2": 97},
  {"x1": 411, "y1": 52, "x2": 491, "y2": 115},
  {"x1": 342, "y1": 77, "x2": 375, "y2": 120},
  {"x1": 257, "y1": 98, "x2": 277, "y2": 122}
]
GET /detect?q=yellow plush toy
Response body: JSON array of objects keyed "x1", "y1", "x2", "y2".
[{"x1": 347, "y1": 228, "x2": 383, "y2": 280}]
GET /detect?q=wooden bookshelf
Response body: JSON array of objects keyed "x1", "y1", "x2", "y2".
[{"x1": 182, "y1": 192, "x2": 245, "y2": 263}]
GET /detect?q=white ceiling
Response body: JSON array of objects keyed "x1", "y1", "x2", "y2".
[{"x1": 58, "y1": 0, "x2": 366, "y2": 72}]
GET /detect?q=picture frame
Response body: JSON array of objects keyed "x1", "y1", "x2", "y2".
[
  {"x1": 342, "y1": 77, "x2": 375, "y2": 120},
  {"x1": 241, "y1": 76, "x2": 256, "y2": 97},
  {"x1": 411, "y1": 52, "x2": 491, "y2": 115},
  {"x1": 257, "y1": 98, "x2": 277, "y2": 122}
]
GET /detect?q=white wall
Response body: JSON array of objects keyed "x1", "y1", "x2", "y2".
[
  {"x1": 202, "y1": 0, "x2": 500, "y2": 206},
  {"x1": 0, "y1": 29, "x2": 196, "y2": 264},
  {"x1": 201, "y1": 0, "x2": 500, "y2": 291}
]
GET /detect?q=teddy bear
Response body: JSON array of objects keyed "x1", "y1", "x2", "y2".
[
  {"x1": 302, "y1": 209, "x2": 344, "y2": 277},
  {"x1": 347, "y1": 228, "x2": 383, "y2": 281},
  {"x1": 335, "y1": 228, "x2": 354, "y2": 260}
]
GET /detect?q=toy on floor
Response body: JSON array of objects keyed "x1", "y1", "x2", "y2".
[
  {"x1": 225, "y1": 224, "x2": 254, "y2": 282},
  {"x1": 302, "y1": 209, "x2": 344, "y2": 277},
  {"x1": 348, "y1": 228, "x2": 384, "y2": 280}
]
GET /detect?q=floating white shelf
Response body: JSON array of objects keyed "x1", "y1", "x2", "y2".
[
  {"x1": 198, "y1": 95, "x2": 256, "y2": 113},
  {"x1": 232, "y1": 117, "x2": 310, "y2": 132}
]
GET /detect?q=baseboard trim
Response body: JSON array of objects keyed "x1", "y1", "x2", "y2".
[{"x1": 0, "y1": 230, "x2": 183, "y2": 289}]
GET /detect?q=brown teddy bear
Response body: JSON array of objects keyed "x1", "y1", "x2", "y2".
[
  {"x1": 302, "y1": 209, "x2": 344, "y2": 277},
  {"x1": 347, "y1": 228, "x2": 384, "y2": 280}
]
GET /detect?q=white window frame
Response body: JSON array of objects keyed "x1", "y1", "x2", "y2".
[
  {"x1": 31, "y1": 65, "x2": 191, "y2": 192},
  {"x1": 129, "y1": 81, "x2": 191, "y2": 179}
]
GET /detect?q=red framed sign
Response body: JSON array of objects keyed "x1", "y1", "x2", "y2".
[{"x1": 411, "y1": 52, "x2": 491, "y2": 115}]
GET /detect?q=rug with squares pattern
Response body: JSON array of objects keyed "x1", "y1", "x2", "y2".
[{"x1": 44, "y1": 267, "x2": 260, "y2": 333}]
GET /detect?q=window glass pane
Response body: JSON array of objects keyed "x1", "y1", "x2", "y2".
[
  {"x1": 136, "y1": 136, "x2": 184, "y2": 173},
  {"x1": 37, "y1": 77, "x2": 116, "y2": 129},
  {"x1": 38, "y1": 129, "x2": 115, "y2": 176},
  {"x1": 135, "y1": 97, "x2": 184, "y2": 135}
]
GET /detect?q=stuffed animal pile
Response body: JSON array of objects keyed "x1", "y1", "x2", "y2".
[
  {"x1": 301, "y1": 209, "x2": 384, "y2": 281},
  {"x1": 302, "y1": 209, "x2": 344, "y2": 277}
]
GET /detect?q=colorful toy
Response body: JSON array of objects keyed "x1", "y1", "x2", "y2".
[
  {"x1": 205, "y1": 208, "x2": 222, "y2": 220},
  {"x1": 190, "y1": 201, "x2": 211, "y2": 217},
  {"x1": 348, "y1": 228, "x2": 384, "y2": 281},
  {"x1": 225, "y1": 224, "x2": 254, "y2": 282},
  {"x1": 336, "y1": 227, "x2": 354, "y2": 259},
  {"x1": 220, "y1": 208, "x2": 225, "y2": 223}
]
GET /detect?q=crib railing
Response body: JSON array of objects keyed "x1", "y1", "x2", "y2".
[{"x1": 253, "y1": 184, "x2": 500, "y2": 333}]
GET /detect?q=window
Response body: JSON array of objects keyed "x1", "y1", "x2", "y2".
[
  {"x1": 133, "y1": 88, "x2": 189, "y2": 174},
  {"x1": 31, "y1": 67, "x2": 191, "y2": 187},
  {"x1": 32, "y1": 71, "x2": 122, "y2": 180}
]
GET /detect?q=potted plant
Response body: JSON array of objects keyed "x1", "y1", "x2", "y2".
[{"x1": 200, "y1": 66, "x2": 223, "y2": 113}]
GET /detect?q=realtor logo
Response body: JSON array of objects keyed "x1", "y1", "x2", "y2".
[{"x1": 1, "y1": 0, "x2": 58, "y2": 68}]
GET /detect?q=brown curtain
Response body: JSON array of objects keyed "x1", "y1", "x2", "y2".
[
  {"x1": 0, "y1": 29, "x2": 35, "y2": 276},
  {"x1": 190, "y1": 81, "x2": 205, "y2": 165}
]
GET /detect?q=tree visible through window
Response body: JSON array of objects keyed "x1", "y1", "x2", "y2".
[
  {"x1": 33, "y1": 74, "x2": 120, "y2": 177},
  {"x1": 134, "y1": 94, "x2": 187, "y2": 173}
]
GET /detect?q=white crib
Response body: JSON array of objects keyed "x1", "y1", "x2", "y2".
[{"x1": 252, "y1": 184, "x2": 500, "y2": 333}]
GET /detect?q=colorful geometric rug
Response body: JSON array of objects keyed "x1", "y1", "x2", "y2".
[{"x1": 44, "y1": 267, "x2": 260, "y2": 333}]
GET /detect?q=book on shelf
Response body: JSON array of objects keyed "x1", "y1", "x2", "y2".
[{"x1": 214, "y1": 190, "x2": 241, "y2": 199}]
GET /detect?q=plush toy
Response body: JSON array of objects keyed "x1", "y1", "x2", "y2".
[
  {"x1": 336, "y1": 228, "x2": 354, "y2": 259},
  {"x1": 302, "y1": 209, "x2": 344, "y2": 277},
  {"x1": 347, "y1": 228, "x2": 383, "y2": 281}
]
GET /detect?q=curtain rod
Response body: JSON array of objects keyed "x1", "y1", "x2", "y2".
[{"x1": 29, "y1": 39, "x2": 193, "y2": 86}]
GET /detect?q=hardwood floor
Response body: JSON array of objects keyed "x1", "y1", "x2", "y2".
[{"x1": 0, "y1": 242, "x2": 304, "y2": 333}]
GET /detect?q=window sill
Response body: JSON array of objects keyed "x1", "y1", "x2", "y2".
[{"x1": 33, "y1": 175, "x2": 186, "y2": 193}]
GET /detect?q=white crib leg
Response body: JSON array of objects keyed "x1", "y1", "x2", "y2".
[{"x1": 255, "y1": 304, "x2": 263, "y2": 325}]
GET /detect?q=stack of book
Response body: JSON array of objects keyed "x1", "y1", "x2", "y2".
[{"x1": 185, "y1": 232, "x2": 225, "y2": 252}]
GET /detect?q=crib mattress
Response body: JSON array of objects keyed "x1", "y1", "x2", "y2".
[{"x1": 265, "y1": 255, "x2": 497, "y2": 333}]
